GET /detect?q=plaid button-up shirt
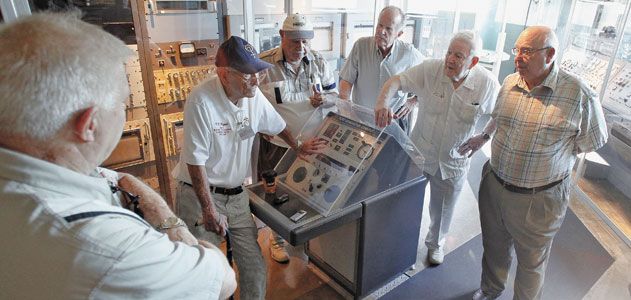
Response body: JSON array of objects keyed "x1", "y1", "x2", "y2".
[{"x1": 491, "y1": 64, "x2": 608, "y2": 188}]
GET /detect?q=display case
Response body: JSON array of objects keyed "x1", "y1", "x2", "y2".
[
  {"x1": 558, "y1": 0, "x2": 631, "y2": 244},
  {"x1": 246, "y1": 100, "x2": 427, "y2": 297}
]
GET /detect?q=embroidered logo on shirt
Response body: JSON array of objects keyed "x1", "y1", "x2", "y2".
[{"x1": 213, "y1": 122, "x2": 232, "y2": 136}]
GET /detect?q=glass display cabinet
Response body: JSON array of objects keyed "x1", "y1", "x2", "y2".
[
  {"x1": 558, "y1": 0, "x2": 631, "y2": 245},
  {"x1": 246, "y1": 100, "x2": 427, "y2": 298}
]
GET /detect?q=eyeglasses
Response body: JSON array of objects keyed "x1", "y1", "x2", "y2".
[
  {"x1": 228, "y1": 68, "x2": 267, "y2": 83},
  {"x1": 511, "y1": 47, "x2": 551, "y2": 56}
]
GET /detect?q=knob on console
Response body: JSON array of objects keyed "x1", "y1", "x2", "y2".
[{"x1": 292, "y1": 166, "x2": 307, "y2": 183}]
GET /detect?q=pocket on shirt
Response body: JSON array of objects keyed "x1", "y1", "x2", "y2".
[
  {"x1": 453, "y1": 96, "x2": 479, "y2": 125},
  {"x1": 534, "y1": 117, "x2": 572, "y2": 147}
]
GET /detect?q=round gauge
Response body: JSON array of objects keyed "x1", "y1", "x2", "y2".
[
  {"x1": 292, "y1": 166, "x2": 307, "y2": 183},
  {"x1": 357, "y1": 142, "x2": 374, "y2": 159}
]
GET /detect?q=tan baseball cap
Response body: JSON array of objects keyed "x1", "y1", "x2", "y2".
[{"x1": 281, "y1": 13, "x2": 314, "y2": 39}]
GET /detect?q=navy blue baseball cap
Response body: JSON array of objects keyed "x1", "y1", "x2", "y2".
[{"x1": 215, "y1": 36, "x2": 273, "y2": 74}]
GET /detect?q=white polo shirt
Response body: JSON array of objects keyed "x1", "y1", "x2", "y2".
[
  {"x1": 340, "y1": 37, "x2": 424, "y2": 109},
  {"x1": 173, "y1": 74, "x2": 286, "y2": 187},
  {"x1": 0, "y1": 147, "x2": 229, "y2": 299},
  {"x1": 400, "y1": 59, "x2": 500, "y2": 179}
]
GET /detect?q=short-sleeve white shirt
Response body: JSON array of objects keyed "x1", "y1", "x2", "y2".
[
  {"x1": 173, "y1": 74, "x2": 286, "y2": 187},
  {"x1": 340, "y1": 37, "x2": 424, "y2": 109},
  {"x1": 400, "y1": 59, "x2": 500, "y2": 179}
]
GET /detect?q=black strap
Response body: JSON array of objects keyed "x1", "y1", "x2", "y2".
[
  {"x1": 274, "y1": 87, "x2": 282, "y2": 104},
  {"x1": 64, "y1": 211, "x2": 147, "y2": 225}
]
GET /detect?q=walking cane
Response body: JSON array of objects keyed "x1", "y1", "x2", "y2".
[{"x1": 225, "y1": 230, "x2": 234, "y2": 300}]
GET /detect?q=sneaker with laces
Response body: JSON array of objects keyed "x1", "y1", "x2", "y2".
[
  {"x1": 428, "y1": 247, "x2": 444, "y2": 265},
  {"x1": 270, "y1": 237, "x2": 289, "y2": 263}
]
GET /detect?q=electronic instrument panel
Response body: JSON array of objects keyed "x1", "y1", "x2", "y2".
[
  {"x1": 560, "y1": 48, "x2": 631, "y2": 116},
  {"x1": 283, "y1": 113, "x2": 388, "y2": 215},
  {"x1": 151, "y1": 39, "x2": 219, "y2": 104}
]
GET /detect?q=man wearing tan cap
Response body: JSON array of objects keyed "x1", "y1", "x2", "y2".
[{"x1": 257, "y1": 13, "x2": 338, "y2": 263}]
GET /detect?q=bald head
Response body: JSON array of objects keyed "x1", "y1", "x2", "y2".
[
  {"x1": 518, "y1": 26, "x2": 559, "y2": 56},
  {"x1": 513, "y1": 26, "x2": 559, "y2": 88}
]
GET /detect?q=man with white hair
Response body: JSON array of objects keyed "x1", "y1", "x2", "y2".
[
  {"x1": 472, "y1": 26, "x2": 608, "y2": 300},
  {"x1": 339, "y1": 5, "x2": 423, "y2": 132},
  {"x1": 375, "y1": 30, "x2": 500, "y2": 265},
  {"x1": 0, "y1": 13, "x2": 236, "y2": 299},
  {"x1": 257, "y1": 13, "x2": 338, "y2": 263}
]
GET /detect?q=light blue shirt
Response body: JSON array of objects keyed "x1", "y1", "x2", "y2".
[{"x1": 340, "y1": 37, "x2": 424, "y2": 109}]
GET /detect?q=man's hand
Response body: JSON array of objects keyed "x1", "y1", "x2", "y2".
[
  {"x1": 166, "y1": 226, "x2": 198, "y2": 245},
  {"x1": 374, "y1": 106, "x2": 393, "y2": 128},
  {"x1": 393, "y1": 96, "x2": 418, "y2": 119},
  {"x1": 458, "y1": 133, "x2": 489, "y2": 158},
  {"x1": 310, "y1": 86, "x2": 325, "y2": 107},
  {"x1": 201, "y1": 208, "x2": 228, "y2": 236},
  {"x1": 296, "y1": 137, "x2": 328, "y2": 159}
]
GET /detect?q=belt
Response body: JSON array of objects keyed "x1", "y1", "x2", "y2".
[
  {"x1": 491, "y1": 171, "x2": 565, "y2": 194},
  {"x1": 182, "y1": 182, "x2": 243, "y2": 195}
]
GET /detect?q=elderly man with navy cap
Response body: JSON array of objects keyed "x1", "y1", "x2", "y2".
[{"x1": 172, "y1": 36, "x2": 325, "y2": 299}]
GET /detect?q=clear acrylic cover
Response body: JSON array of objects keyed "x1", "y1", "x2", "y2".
[{"x1": 268, "y1": 98, "x2": 425, "y2": 216}]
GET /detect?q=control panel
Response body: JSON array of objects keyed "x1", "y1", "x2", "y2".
[
  {"x1": 561, "y1": 48, "x2": 631, "y2": 116},
  {"x1": 124, "y1": 45, "x2": 147, "y2": 109},
  {"x1": 153, "y1": 66, "x2": 213, "y2": 103},
  {"x1": 560, "y1": 49, "x2": 622, "y2": 92},
  {"x1": 103, "y1": 118, "x2": 155, "y2": 168},
  {"x1": 161, "y1": 112, "x2": 184, "y2": 157},
  {"x1": 284, "y1": 113, "x2": 388, "y2": 215},
  {"x1": 603, "y1": 61, "x2": 631, "y2": 114},
  {"x1": 151, "y1": 39, "x2": 219, "y2": 104}
]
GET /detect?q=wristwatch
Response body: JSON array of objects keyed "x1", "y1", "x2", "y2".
[
  {"x1": 156, "y1": 216, "x2": 187, "y2": 231},
  {"x1": 482, "y1": 132, "x2": 491, "y2": 140}
]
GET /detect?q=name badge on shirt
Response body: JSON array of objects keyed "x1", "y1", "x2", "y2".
[
  {"x1": 238, "y1": 125, "x2": 255, "y2": 140},
  {"x1": 235, "y1": 110, "x2": 254, "y2": 140}
]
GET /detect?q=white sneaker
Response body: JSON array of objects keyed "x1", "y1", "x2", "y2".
[
  {"x1": 428, "y1": 247, "x2": 444, "y2": 265},
  {"x1": 270, "y1": 238, "x2": 289, "y2": 263}
]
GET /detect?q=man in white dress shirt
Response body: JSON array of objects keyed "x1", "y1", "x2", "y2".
[{"x1": 375, "y1": 31, "x2": 500, "y2": 265}]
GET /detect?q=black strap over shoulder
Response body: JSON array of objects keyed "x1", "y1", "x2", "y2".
[{"x1": 64, "y1": 211, "x2": 147, "y2": 226}]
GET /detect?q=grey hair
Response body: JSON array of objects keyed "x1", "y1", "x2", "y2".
[
  {"x1": 380, "y1": 5, "x2": 406, "y2": 32},
  {"x1": 450, "y1": 30, "x2": 483, "y2": 58},
  {"x1": 0, "y1": 13, "x2": 132, "y2": 141}
]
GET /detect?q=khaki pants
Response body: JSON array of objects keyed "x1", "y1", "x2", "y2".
[
  {"x1": 478, "y1": 161, "x2": 570, "y2": 300},
  {"x1": 176, "y1": 183, "x2": 267, "y2": 300}
]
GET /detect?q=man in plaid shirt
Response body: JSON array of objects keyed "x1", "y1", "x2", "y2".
[{"x1": 473, "y1": 26, "x2": 608, "y2": 300}]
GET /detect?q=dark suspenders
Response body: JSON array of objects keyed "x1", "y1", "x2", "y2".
[{"x1": 64, "y1": 211, "x2": 148, "y2": 226}]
